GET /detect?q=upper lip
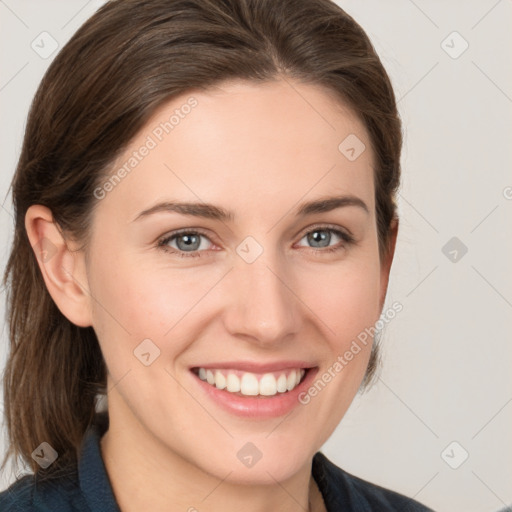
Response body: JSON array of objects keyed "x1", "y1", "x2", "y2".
[{"x1": 190, "y1": 360, "x2": 317, "y2": 373}]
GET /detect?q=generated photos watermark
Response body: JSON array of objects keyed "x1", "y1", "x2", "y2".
[
  {"x1": 298, "y1": 301, "x2": 403, "y2": 405},
  {"x1": 93, "y1": 96, "x2": 198, "y2": 200}
]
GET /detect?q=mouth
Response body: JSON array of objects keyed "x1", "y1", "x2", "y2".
[
  {"x1": 188, "y1": 362, "x2": 319, "y2": 418},
  {"x1": 190, "y1": 366, "x2": 310, "y2": 398}
]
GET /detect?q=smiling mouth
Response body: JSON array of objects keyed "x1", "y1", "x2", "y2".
[{"x1": 190, "y1": 367, "x2": 311, "y2": 397}]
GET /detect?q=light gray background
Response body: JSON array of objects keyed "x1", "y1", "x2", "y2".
[{"x1": 1, "y1": 1, "x2": 511, "y2": 511}]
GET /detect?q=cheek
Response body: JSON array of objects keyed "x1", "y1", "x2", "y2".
[
  {"x1": 282, "y1": 256, "x2": 382, "y2": 451},
  {"x1": 89, "y1": 252, "x2": 223, "y2": 357},
  {"x1": 299, "y1": 255, "x2": 382, "y2": 348},
  {"x1": 123, "y1": 264, "x2": 228, "y2": 333}
]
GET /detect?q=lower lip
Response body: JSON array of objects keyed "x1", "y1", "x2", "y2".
[{"x1": 190, "y1": 367, "x2": 319, "y2": 418}]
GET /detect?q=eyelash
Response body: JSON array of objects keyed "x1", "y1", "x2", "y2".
[{"x1": 156, "y1": 225, "x2": 356, "y2": 259}]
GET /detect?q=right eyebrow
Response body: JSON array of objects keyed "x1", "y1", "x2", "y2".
[{"x1": 132, "y1": 201, "x2": 234, "y2": 223}]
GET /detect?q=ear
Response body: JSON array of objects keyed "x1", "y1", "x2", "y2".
[
  {"x1": 24, "y1": 204, "x2": 93, "y2": 327},
  {"x1": 379, "y1": 216, "x2": 399, "y2": 312}
]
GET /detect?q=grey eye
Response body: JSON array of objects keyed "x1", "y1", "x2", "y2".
[
  {"x1": 300, "y1": 229, "x2": 342, "y2": 249},
  {"x1": 175, "y1": 233, "x2": 203, "y2": 251}
]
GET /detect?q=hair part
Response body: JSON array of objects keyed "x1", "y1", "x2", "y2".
[{"x1": 2, "y1": 0, "x2": 401, "y2": 478}]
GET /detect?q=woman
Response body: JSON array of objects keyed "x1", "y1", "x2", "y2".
[{"x1": 0, "y1": 0, "x2": 435, "y2": 510}]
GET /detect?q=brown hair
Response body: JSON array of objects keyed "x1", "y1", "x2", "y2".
[{"x1": 1, "y1": 0, "x2": 401, "y2": 478}]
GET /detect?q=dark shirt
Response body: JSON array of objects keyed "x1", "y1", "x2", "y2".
[{"x1": 0, "y1": 411, "x2": 434, "y2": 511}]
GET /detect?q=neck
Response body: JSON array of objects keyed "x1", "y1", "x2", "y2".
[{"x1": 99, "y1": 407, "x2": 326, "y2": 512}]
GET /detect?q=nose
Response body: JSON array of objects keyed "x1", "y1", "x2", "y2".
[{"x1": 222, "y1": 245, "x2": 302, "y2": 347}]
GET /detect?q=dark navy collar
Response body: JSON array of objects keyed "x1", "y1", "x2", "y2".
[{"x1": 78, "y1": 411, "x2": 121, "y2": 512}]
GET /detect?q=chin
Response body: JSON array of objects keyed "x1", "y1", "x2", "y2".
[{"x1": 190, "y1": 437, "x2": 314, "y2": 485}]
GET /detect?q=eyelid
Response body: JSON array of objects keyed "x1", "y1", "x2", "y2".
[
  {"x1": 156, "y1": 227, "x2": 216, "y2": 250},
  {"x1": 295, "y1": 222, "x2": 355, "y2": 243}
]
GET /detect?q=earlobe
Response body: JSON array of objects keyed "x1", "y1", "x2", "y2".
[
  {"x1": 379, "y1": 217, "x2": 399, "y2": 311},
  {"x1": 24, "y1": 204, "x2": 93, "y2": 328}
]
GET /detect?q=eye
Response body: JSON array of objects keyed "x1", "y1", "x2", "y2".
[
  {"x1": 296, "y1": 225, "x2": 355, "y2": 254},
  {"x1": 157, "y1": 229, "x2": 214, "y2": 258}
]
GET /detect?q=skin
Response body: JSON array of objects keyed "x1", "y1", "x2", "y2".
[{"x1": 26, "y1": 77, "x2": 398, "y2": 512}]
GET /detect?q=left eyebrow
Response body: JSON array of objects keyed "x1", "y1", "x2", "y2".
[
  {"x1": 296, "y1": 195, "x2": 369, "y2": 216},
  {"x1": 131, "y1": 194, "x2": 369, "y2": 223}
]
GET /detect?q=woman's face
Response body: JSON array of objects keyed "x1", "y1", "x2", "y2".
[{"x1": 82, "y1": 78, "x2": 395, "y2": 483}]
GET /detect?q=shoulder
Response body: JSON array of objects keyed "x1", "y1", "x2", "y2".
[
  {"x1": 0, "y1": 474, "x2": 34, "y2": 511},
  {"x1": 0, "y1": 469, "x2": 90, "y2": 512},
  {"x1": 0, "y1": 412, "x2": 113, "y2": 511},
  {"x1": 312, "y1": 452, "x2": 435, "y2": 511}
]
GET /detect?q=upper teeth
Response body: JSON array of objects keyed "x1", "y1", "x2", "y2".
[{"x1": 197, "y1": 368, "x2": 306, "y2": 396}]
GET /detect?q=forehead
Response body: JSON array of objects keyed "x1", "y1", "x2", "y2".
[{"x1": 96, "y1": 78, "x2": 375, "y2": 224}]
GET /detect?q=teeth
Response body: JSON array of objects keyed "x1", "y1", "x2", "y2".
[
  {"x1": 286, "y1": 370, "x2": 297, "y2": 391},
  {"x1": 259, "y1": 373, "x2": 278, "y2": 396},
  {"x1": 241, "y1": 373, "x2": 259, "y2": 395},
  {"x1": 214, "y1": 370, "x2": 226, "y2": 390},
  {"x1": 226, "y1": 373, "x2": 241, "y2": 392},
  {"x1": 196, "y1": 368, "x2": 306, "y2": 396},
  {"x1": 276, "y1": 374, "x2": 288, "y2": 393}
]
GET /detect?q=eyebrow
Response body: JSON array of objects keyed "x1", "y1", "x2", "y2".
[{"x1": 132, "y1": 194, "x2": 369, "y2": 223}]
